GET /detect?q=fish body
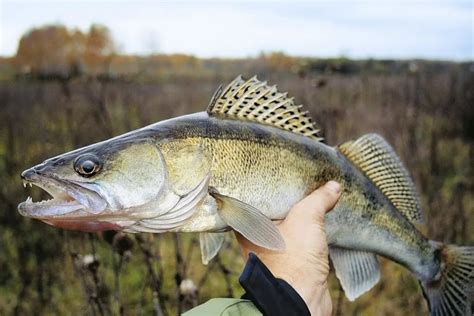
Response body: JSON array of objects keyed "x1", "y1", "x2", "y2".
[
  {"x1": 145, "y1": 113, "x2": 438, "y2": 280},
  {"x1": 18, "y1": 76, "x2": 473, "y2": 315}
]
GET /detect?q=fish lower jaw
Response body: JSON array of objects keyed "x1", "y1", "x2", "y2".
[
  {"x1": 18, "y1": 196, "x2": 85, "y2": 218},
  {"x1": 18, "y1": 177, "x2": 100, "y2": 219},
  {"x1": 40, "y1": 219, "x2": 135, "y2": 232}
]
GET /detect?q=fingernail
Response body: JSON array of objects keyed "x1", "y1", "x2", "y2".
[{"x1": 326, "y1": 181, "x2": 341, "y2": 194}]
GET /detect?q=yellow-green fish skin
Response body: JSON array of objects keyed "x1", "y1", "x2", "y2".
[{"x1": 156, "y1": 112, "x2": 440, "y2": 281}]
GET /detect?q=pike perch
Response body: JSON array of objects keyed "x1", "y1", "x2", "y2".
[{"x1": 18, "y1": 76, "x2": 473, "y2": 315}]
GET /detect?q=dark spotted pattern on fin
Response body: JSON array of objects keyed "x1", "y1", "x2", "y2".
[
  {"x1": 421, "y1": 245, "x2": 474, "y2": 316},
  {"x1": 207, "y1": 75, "x2": 323, "y2": 141},
  {"x1": 338, "y1": 133, "x2": 424, "y2": 224}
]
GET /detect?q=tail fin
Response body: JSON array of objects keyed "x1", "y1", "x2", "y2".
[{"x1": 421, "y1": 245, "x2": 474, "y2": 316}]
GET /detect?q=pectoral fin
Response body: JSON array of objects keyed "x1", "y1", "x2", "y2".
[
  {"x1": 200, "y1": 232, "x2": 226, "y2": 265},
  {"x1": 209, "y1": 188, "x2": 285, "y2": 251},
  {"x1": 329, "y1": 246, "x2": 380, "y2": 301}
]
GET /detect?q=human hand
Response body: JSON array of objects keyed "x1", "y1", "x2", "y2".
[{"x1": 236, "y1": 181, "x2": 342, "y2": 316}]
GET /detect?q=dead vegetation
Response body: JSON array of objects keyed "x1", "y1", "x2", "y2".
[{"x1": 0, "y1": 46, "x2": 472, "y2": 315}]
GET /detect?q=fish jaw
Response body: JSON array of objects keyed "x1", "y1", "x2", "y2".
[
  {"x1": 17, "y1": 166, "x2": 198, "y2": 233},
  {"x1": 41, "y1": 219, "x2": 133, "y2": 232},
  {"x1": 18, "y1": 171, "x2": 137, "y2": 231},
  {"x1": 18, "y1": 168, "x2": 108, "y2": 221}
]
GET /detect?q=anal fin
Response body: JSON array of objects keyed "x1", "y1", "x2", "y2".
[
  {"x1": 329, "y1": 246, "x2": 380, "y2": 301},
  {"x1": 199, "y1": 232, "x2": 226, "y2": 265},
  {"x1": 209, "y1": 187, "x2": 285, "y2": 251}
]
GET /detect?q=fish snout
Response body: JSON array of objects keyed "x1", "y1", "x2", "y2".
[
  {"x1": 21, "y1": 168, "x2": 37, "y2": 181},
  {"x1": 21, "y1": 161, "x2": 51, "y2": 181}
]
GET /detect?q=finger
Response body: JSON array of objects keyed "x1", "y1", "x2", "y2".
[{"x1": 290, "y1": 181, "x2": 342, "y2": 222}]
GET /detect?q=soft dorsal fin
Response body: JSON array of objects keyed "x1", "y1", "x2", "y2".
[
  {"x1": 207, "y1": 75, "x2": 323, "y2": 141},
  {"x1": 338, "y1": 133, "x2": 424, "y2": 224}
]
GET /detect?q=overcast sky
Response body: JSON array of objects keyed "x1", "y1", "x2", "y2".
[{"x1": 0, "y1": 0, "x2": 472, "y2": 60}]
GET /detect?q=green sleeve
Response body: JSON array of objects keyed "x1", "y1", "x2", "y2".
[{"x1": 182, "y1": 298, "x2": 262, "y2": 316}]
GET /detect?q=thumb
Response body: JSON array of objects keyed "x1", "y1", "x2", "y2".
[{"x1": 289, "y1": 181, "x2": 342, "y2": 223}]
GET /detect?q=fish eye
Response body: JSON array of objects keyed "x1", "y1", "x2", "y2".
[{"x1": 74, "y1": 154, "x2": 102, "y2": 177}]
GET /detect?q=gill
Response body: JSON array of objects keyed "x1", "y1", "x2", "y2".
[{"x1": 124, "y1": 140, "x2": 212, "y2": 232}]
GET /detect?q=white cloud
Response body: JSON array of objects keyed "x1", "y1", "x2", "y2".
[{"x1": 0, "y1": 0, "x2": 472, "y2": 60}]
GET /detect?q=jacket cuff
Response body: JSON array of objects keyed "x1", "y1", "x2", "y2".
[{"x1": 239, "y1": 253, "x2": 311, "y2": 316}]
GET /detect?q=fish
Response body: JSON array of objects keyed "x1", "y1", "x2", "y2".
[{"x1": 18, "y1": 76, "x2": 473, "y2": 315}]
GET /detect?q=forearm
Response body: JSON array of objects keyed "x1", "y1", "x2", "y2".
[
  {"x1": 268, "y1": 254, "x2": 332, "y2": 316},
  {"x1": 240, "y1": 253, "x2": 321, "y2": 316}
]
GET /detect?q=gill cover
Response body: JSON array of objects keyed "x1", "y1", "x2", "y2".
[
  {"x1": 93, "y1": 141, "x2": 169, "y2": 211},
  {"x1": 124, "y1": 141, "x2": 212, "y2": 232}
]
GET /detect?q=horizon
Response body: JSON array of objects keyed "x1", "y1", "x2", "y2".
[{"x1": 1, "y1": 1, "x2": 473, "y2": 61}]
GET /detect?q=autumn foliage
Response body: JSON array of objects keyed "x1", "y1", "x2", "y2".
[{"x1": 15, "y1": 24, "x2": 115, "y2": 77}]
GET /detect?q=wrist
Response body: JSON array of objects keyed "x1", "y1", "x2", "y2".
[
  {"x1": 302, "y1": 284, "x2": 332, "y2": 316},
  {"x1": 277, "y1": 272, "x2": 332, "y2": 316}
]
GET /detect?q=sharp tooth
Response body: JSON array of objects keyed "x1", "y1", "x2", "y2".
[
  {"x1": 26, "y1": 196, "x2": 32, "y2": 203},
  {"x1": 29, "y1": 183, "x2": 32, "y2": 188},
  {"x1": 23, "y1": 181, "x2": 26, "y2": 188}
]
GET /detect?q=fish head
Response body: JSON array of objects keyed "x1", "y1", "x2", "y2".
[{"x1": 18, "y1": 139, "x2": 171, "y2": 231}]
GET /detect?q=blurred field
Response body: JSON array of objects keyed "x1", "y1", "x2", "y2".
[{"x1": 0, "y1": 49, "x2": 473, "y2": 315}]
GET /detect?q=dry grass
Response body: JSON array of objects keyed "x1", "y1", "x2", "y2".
[{"x1": 0, "y1": 58, "x2": 472, "y2": 315}]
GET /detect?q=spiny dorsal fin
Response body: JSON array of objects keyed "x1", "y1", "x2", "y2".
[
  {"x1": 338, "y1": 133, "x2": 424, "y2": 224},
  {"x1": 207, "y1": 75, "x2": 323, "y2": 141}
]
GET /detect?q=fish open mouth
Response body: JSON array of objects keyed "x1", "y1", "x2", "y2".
[
  {"x1": 18, "y1": 171, "x2": 137, "y2": 232},
  {"x1": 18, "y1": 178, "x2": 89, "y2": 219}
]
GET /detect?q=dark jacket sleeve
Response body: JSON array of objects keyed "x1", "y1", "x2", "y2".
[
  {"x1": 239, "y1": 253, "x2": 311, "y2": 316},
  {"x1": 183, "y1": 253, "x2": 311, "y2": 316}
]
